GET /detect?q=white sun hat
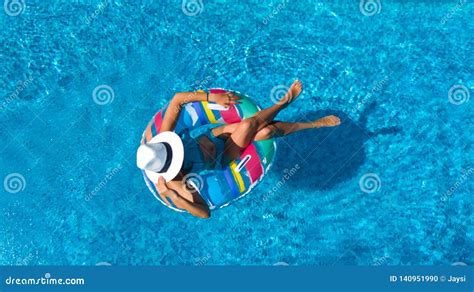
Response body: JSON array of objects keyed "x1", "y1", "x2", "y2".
[{"x1": 136, "y1": 131, "x2": 184, "y2": 182}]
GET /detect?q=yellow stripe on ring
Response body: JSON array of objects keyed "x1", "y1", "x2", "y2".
[
  {"x1": 201, "y1": 101, "x2": 217, "y2": 124},
  {"x1": 230, "y1": 161, "x2": 245, "y2": 193}
]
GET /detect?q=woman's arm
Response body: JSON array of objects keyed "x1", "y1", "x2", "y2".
[
  {"x1": 156, "y1": 176, "x2": 210, "y2": 219},
  {"x1": 160, "y1": 92, "x2": 205, "y2": 132},
  {"x1": 170, "y1": 193, "x2": 210, "y2": 219},
  {"x1": 160, "y1": 91, "x2": 241, "y2": 132}
]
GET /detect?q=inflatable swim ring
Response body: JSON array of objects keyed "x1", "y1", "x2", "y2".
[{"x1": 140, "y1": 89, "x2": 276, "y2": 212}]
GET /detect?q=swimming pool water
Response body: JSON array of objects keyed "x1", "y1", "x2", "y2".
[{"x1": 1, "y1": 1, "x2": 472, "y2": 265}]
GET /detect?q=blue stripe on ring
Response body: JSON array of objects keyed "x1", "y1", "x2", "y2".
[
  {"x1": 223, "y1": 168, "x2": 239, "y2": 198},
  {"x1": 192, "y1": 102, "x2": 208, "y2": 124}
]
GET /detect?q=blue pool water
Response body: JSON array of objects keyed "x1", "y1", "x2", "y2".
[{"x1": 1, "y1": 1, "x2": 472, "y2": 265}]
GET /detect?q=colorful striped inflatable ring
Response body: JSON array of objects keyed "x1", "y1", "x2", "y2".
[{"x1": 140, "y1": 89, "x2": 276, "y2": 212}]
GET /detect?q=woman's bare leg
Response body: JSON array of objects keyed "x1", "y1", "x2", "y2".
[
  {"x1": 211, "y1": 80, "x2": 303, "y2": 139},
  {"x1": 254, "y1": 115, "x2": 341, "y2": 140},
  {"x1": 214, "y1": 115, "x2": 341, "y2": 140},
  {"x1": 249, "y1": 80, "x2": 303, "y2": 132},
  {"x1": 219, "y1": 80, "x2": 303, "y2": 163}
]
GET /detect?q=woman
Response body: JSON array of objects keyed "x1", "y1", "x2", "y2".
[{"x1": 136, "y1": 80, "x2": 340, "y2": 218}]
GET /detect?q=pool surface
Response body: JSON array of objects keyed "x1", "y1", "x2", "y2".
[{"x1": 1, "y1": 1, "x2": 473, "y2": 265}]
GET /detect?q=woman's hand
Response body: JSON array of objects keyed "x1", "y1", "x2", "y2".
[
  {"x1": 156, "y1": 176, "x2": 180, "y2": 206},
  {"x1": 209, "y1": 91, "x2": 241, "y2": 107},
  {"x1": 156, "y1": 176, "x2": 211, "y2": 219}
]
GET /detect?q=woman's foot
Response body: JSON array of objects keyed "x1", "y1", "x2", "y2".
[
  {"x1": 279, "y1": 80, "x2": 303, "y2": 106},
  {"x1": 312, "y1": 115, "x2": 341, "y2": 128}
]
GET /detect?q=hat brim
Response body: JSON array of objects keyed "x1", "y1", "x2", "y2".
[{"x1": 144, "y1": 131, "x2": 184, "y2": 182}]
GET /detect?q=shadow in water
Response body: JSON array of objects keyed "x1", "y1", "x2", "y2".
[{"x1": 272, "y1": 102, "x2": 399, "y2": 191}]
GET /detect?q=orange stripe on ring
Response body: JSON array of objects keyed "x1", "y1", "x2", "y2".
[{"x1": 145, "y1": 125, "x2": 153, "y2": 142}]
